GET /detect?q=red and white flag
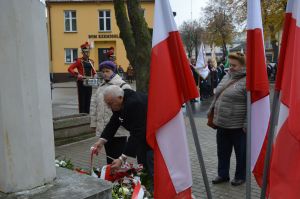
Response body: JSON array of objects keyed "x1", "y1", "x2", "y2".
[
  {"x1": 131, "y1": 181, "x2": 144, "y2": 199},
  {"x1": 100, "y1": 165, "x2": 114, "y2": 181},
  {"x1": 100, "y1": 165, "x2": 110, "y2": 180},
  {"x1": 246, "y1": 0, "x2": 271, "y2": 187},
  {"x1": 146, "y1": 0, "x2": 199, "y2": 198},
  {"x1": 195, "y1": 43, "x2": 210, "y2": 79},
  {"x1": 269, "y1": 0, "x2": 300, "y2": 198}
]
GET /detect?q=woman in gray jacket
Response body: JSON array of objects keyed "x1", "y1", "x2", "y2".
[{"x1": 208, "y1": 52, "x2": 247, "y2": 186}]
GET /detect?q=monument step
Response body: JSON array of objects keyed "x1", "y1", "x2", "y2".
[{"x1": 0, "y1": 167, "x2": 112, "y2": 199}]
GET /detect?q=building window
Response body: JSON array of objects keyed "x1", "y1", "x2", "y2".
[
  {"x1": 65, "y1": 48, "x2": 78, "y2": 63},
  {"x1": 99, "y1": 10, "x2": 111, "y2": 32},
  {"x1": 64, "y1": 10, "x2": 77, "y2": 32}
]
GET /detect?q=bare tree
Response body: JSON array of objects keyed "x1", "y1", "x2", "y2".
[
  {"x1": 203, "y1": 0, "x2": 235, "y2": 58},
  {"x1": 180, "y1": 20, "x2": 204, "y2": 59},
  {"x1": 226, "y1": 0, "x2": 288, "y2": 62}
]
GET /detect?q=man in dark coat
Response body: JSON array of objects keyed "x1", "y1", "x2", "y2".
[{"x1": 91, "y1": 85, "x2": 153, "y2": 175}]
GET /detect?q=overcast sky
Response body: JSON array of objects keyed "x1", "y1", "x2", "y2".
[{"x1": 169, "y1": 0, "x2": 208, "y2": 27}]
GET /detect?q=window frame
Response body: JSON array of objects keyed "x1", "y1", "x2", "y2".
[
  {"x1": 64, "y1": 48, "x2": 78, "y2": 64},
  {"x1": 98, "y1": 10, "x2": 111, "y2": 32},
  {"x1": 64, "y1": 10, "x2": 77, "y2": 32}
]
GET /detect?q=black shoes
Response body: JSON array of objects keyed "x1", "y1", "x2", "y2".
[
  {"x1": 231, "y1": 179, "x2": 245, "y2": 186},
  {"x1": 212, "y1": 176, "x2": 230, "y2": 184},
  {"x1": 212, "y1": 176, "x2": 245, "y2": 186}
]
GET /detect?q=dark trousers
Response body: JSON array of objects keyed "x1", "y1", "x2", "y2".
[
  {"x1": 216, "y1": 128, "x2": 246, "y2": 180},
  {"x1": 136, "y1": 144, "x2": 154, "y2": 177},
  {"x1": 77, "y1": 80, "x2": 92, "y2": 114}
]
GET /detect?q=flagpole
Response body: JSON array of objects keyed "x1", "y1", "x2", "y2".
[
  {"x1": 260, "y1": 90, "x2": 280, "y2": 199},
  {"x1": 186, "y1": 102, "x2": 212, "y2": 199},
  {"x1": 246, "y1": 91, "x2": 252, "y2": 199}
]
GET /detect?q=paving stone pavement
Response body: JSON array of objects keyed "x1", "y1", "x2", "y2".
[
  {"x1": 53, "y1": 81, "x2": 262, "y2": 199},
  {"x1": 55, "y1": 117, "x2": 261, "y2": 199}
]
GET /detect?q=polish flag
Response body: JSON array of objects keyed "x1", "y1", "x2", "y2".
[
  {"x1": 194, "y1": 43, "x2": 210, "y2": 80},
  {"x1": 146, "y1": 0, "x2": 199, "y2": 198},
  {"x1": 269, "y1": 0, "x2": 300, "y2": 198},
  {"x1": 131, "y1": 181, "x2": 144, "y2": 199},
  {"x1": 100, "y1": 165, "x2": 114, "y2": 181},
  {"x1": 246, "y1": 0, "x2": 271, "y2": 187}
]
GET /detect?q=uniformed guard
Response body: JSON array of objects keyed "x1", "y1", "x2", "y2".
[{"x1": 68, "y1": 42, "x2": 97, "y2": 113}]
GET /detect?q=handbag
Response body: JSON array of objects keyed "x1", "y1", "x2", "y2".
[
  {"x1": 207, "y1": 77, "x2": 244, "y2": 129},
  {"x1": 207, "y1": 108, "x2": 217, "y2": 129}
]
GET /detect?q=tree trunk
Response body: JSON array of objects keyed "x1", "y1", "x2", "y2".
[
  {"x1": 194, "y1": 37, "x2": 199, "y2": 60},
  {"x1": 221, "y1": 33, "x2": 227, "y2": 61},
  {"x1": 127, "y1": 0, "x2": 152, "y2": 92},
  {"x1": 113, "y1": 0, "x2": 136, "y2": 67}
]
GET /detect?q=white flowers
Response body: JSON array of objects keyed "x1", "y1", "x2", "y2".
[
  {"x1": 55, "y1": 159, "x2": 67, "y2": 167},
  {"x1": 55, "y1": 160, "x2": 60, "y2": 167},
  {"x1": 60, "y1": 160, "x2": 67, "y2": 167},
  {"x1": 118, "y1": 187, "x2": 130, "y2": 195}
]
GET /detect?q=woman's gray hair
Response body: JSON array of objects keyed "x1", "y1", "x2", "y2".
[{"x1": 103, "y1": 85, "x2": 124, "y2": 99}]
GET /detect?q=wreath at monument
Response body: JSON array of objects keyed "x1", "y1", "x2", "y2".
[{"x1": 55, "y1": 158, "x2": 152, "y2": 199}]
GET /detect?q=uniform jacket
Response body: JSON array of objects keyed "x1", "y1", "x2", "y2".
[
  {"x1": 208, "y1": 69, "x2": 247, "y2": 129},
  {"x1": 100, "y1": 89, "x2": 148, "y2": 157},
  {"x1": 90, "y1": 74, "x2": 131, "y2": 136},
  {"x1": 68, "y1": 58, "x2": 96, "y2": 77}
]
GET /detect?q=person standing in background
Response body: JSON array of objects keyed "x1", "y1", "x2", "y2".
[
  {"x1": 126, "y1": 65, "x2": 134, "y2": 83},
  {"x1": 117, "y1": 65, "x2": 125, "y2": 79},
  {"x1": 190, "y1": 59, "x2": 199, "y2": 102},
  {"x1": 68, "y1": 42, "x2": 97, "y2": 113},
  {"x1": 217, "y1": 63, "x2": 226, "y2": 84}
]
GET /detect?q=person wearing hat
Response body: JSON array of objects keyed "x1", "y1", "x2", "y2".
[
  {"x1": 90, "y1": 60, "x2": 131, "y2": 137},
  {"x1": 105, "y1": 47, "x2": 115, "y2": 61},
  {"x1": 68, "y1": 42, "x2": 97, "y2": 114}
]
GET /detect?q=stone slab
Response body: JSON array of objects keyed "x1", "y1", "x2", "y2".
[
  {"x1": 54, "y1": 125, "x2": 94, "y2": 139},
  {"x1": 55, "y1": 132, "x2": 95, "y2": 146},
  {"x1": 53, "y1": 114, "x2": 90, "y2": 130},
  {"x1": 53, "y1": 113, "x2": 95, "y2": 146},
  {"x1": 0, "y1": 167, "x2": 112, "y2": 199}
]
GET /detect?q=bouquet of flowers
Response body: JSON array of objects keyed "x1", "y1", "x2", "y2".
[
  {"x1": 98, "y1": 163, "x2": 152, "y2": 199},
  {"x1": 55, "y1": 159, "x2": 74, "y2": 170},
  {"x1": 55, "y1": 158, "x2": 152, "y2": 199}
]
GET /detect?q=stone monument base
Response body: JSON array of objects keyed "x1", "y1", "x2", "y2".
[
  {"x1": 0, "y1": 167, "x2": 112, "y2": 199},
  {"x1": 53, "y1": 114, "x2": 95, "y2": 146}
]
